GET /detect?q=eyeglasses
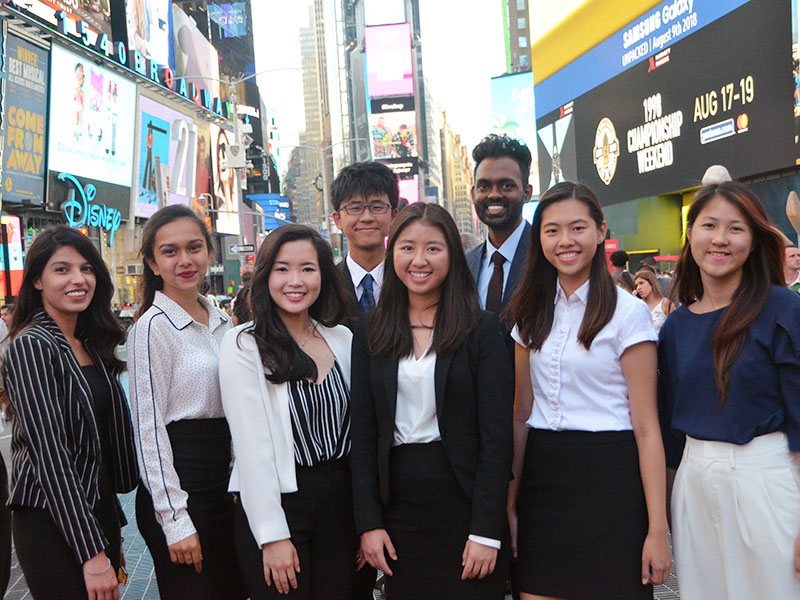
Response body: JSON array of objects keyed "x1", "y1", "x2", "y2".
[{"x1": 338, "y1": 202, "x2": 392, "y2": 216}]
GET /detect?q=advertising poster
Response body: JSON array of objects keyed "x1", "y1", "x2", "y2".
[
  {"x1": 365, "y1": 24, "x2": 414, "y2": 98},
  {"x1": 193, "y1": 122, "x2": 213, "y2": 231},
  {"x1": 0, "y1": 215, "x2": 24, "y2": 297},
  {"x1": 535, "y1": 0, "x2": 794, "y2": 205},
  {"x1": 134, "y1": 94, "x2": 197, "y2": 218},
  {"x1": 24, "y1": 1, "x2": 111, "y2": 41},
  {"x1": 125, "y1": 0, "x2": 171, "y2": 66},
  {"x1": 3, "y1": 35, "x2": 48, "y2": 205},
  {"x1": 210, "y1": 123, "x2": 241, "y2": 236},
  {"x1": 370, "y1": 112, "x2": 417, "y2": 159},
  {"x1": 209, "y1": 2, "x2": 248, "y2": 38},
  {"x1": 172, "y1": 5, "x2": 222, "y2": 100},
  {"x1": 491, "y1": 72, "x2": 539, "y2": 195},
  {"x1": 47, "y1": 45, "x2": 136, "y2": 188},
  {"x1": 382, "y1": 157, "x2": 419, "y2": 204}
]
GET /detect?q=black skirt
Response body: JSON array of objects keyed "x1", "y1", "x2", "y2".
[
  {"x1": 136, "y1": 418, "x2": 245, "y2": 600},
  {"x1": 516, "y1": 429, "x2": 652, "y2": 600},
  {"x1": 383, "y1": 442, "x2": 508, "y2": 600}
]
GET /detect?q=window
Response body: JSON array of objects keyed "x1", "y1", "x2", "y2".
[
  {"x1": 520, "y1": 55, "x2": 529, "y2": 66},
  {"x1": 516, "y1": 0, "x2": 525, "y2": 10},
  {"x1": 518, "y1": 17, "x2": 526, "y2": 29},
  {"x1": 518, "y1": 36, "x2": 528, "y2": 48}
]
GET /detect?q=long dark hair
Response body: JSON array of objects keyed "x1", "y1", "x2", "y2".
[
  {"x1": 674, "y1": 181, "x2": 783, "y2": 401},
  {"x1": 10, "y1": 226, "x2": 125, "y2": 374},
  {"x1": 510, "y1": 181, "x2": 617, "y2": 351},
  {"x1": 138, "y1": 205, "x2": 215, "y2": 315},
  {"x1": 244, "y1": 224, "x2": 352, "y2": 383},
  {"x1": 369, "y1": 202, "x2": 481, "y2": 359}
]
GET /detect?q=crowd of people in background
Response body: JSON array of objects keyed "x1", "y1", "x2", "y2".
[{"x1": 0, "y1": 133, "x2": 796, "y2": 600}]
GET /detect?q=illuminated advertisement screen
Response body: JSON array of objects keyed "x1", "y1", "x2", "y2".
[
  {"x1": 382, "y1": 157, "x2": 419, "y2": 204},
  {"x1": 23, "y1": 1, "x2": 111, "y2": 41},
  {"x1": 209, "y1": 2, "x2": 248, "y2": 38},
  {"x1": 536, "y1": 0, "x2": 794, "y2": 205},
  {"x1": 125, "y1": 0, "x2": 171, "y2": 66},
  {"x1": 491, "y1": 72, "x2": 539, "y2": 196},
  {"x1": 172, "y1": 5, "x2": 222, "y2": 100},
  {"x1": 364, "y1": 0, "x2": 405, "y2": 26},
  {"x1": 365, "y1": 24, "x2": 414, "y2": 98},
  {"x1": 3, "y1": 35, "x2": 48, "y2": 205},
  {"x1": 370, "y1": 111, "x2": 417, "y2": 159},
  {"x1": 194, "y1": 122, "x2": 213, "y2": 231},
  {"x1": 134, "y1": 95, "x2": 199, "y2": 218},
  {"x1": 210, "y1": 123, "x2": 241, "y2": 236},
  {"x1": 47, "y1": 45, "x2": 137, "y2": 188}
]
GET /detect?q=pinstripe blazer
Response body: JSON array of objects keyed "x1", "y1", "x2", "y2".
[{"x1": 2, "y1": 312, "x2": 138, "y2": 563}]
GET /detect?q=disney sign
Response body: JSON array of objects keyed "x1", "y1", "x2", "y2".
[{"x1": 59, "y1": 173, "x2": 122, "y2": 245}]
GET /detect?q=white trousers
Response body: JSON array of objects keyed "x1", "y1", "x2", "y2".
[{"x1": 672, "y1": 432, "x2": 800, "y2": 599}]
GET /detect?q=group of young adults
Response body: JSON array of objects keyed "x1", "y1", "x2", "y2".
[{"x1": 0, "y1": 132, "x2": 798, "y2": 600}]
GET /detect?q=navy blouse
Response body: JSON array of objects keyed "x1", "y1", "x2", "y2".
[{"x1": 658, "y1": 285, "x2": 800, "y2": 469}]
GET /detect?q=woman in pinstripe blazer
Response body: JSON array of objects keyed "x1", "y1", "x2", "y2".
[{"x1": 2, "y1": 226, "x2": 138, "y2": 600}]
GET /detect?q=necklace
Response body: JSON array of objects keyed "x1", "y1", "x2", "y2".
[
  {"x1": 410, "y1": 323, "x2": 433, "y2": 329},
  {"x1": 296, "y1": 322, "x2": 315, "y2": 348}
]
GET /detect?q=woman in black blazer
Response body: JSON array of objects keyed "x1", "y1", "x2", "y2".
[
  {"x1": 2, "y1": 226, "x2": 138, "y2": 600},
  {"x1": 350, "y1": 203, "x2": 513, "y2": 600}
]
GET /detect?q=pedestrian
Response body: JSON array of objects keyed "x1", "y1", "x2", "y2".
[
  {"x1": 466, "y1": 134, "x2": 532, "y2": 329},
  {"x1": 634, "y1": 269, "x2": 674, "y2": 333},
  {"x1": 784, "y1": 244, "x2": 800, "y2": 291},
  {"x1": 610, "y1": 249, "x2": 629, "y2": 274},
  {"x1": 220, "y1": 224, "x2": 358, "y2": 599},
  {"x1": 351, "y1": 202, "x2": 513, "y2": 600},
  {"x1": 127, "y1": 205, "x2": 244, "y2": 600},
  {"x1": 613, "y1": 270, "x2": 635, "y2": 293},
  {"x1": 640, "y1": 256, "x2": 671, "y2": 296},
  {"x1": 3, "y1": 226, "x2": 138, "y2": 599},
  {"x1": 507, "y1": 182, "x2": 671, "y2": 600},
  {"x1": 658, "y1": 181, "x2": 800, "y2": 599}
]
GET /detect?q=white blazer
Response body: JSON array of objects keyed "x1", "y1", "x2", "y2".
[{"x1": 219, "y1": 321, "x2": 352, "y2": 547}]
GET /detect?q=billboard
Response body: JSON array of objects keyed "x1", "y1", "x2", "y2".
[
  {"x1": 0, "y1": 215, "x2": 24, "y2": 297},
  {"x1": 370, "y1": 112, "x2": 417, "y2": 159},
  {"x1": 491, "y1": 72, "x2": 539, "y2": 195},
  {"x1": 210, "y1": 124, "x2": 241, "y2": 236},
  {"x1": 3, "y1": 35, "x2": 48, "y2": 205},
  {"x1": 383, "y1": 157, "x2": 419, "y2": 204},
  {"x1": 193, "y1": 122, "x2": 213, "y2": 231},
  {"x1": 23, "y1": 1, "x2": 112, "y2": 41},
  {"x1": 134, "y1": 95, "x2": 199, "y2": 218},
  {"x1": 536, "y1": 0, "x2": 795, "y2": 205},
  {"x1": 172, "y1": 5, "x2": 222, "y2": 100},
  {"x1": 125, "y1": 0, "x2": 171, "y2": 66},
  {"x1": 209, "y1": 2, "x2": 248, "y2": 38},
  {"x1": 365, "y1": 24, "x2": 414, "y2": 98},
  {"x1": 47, "y1": 45, "x2": 137, "y2": 188},
  {"x1": 364, "y1": 0, "x2": 405, "y2": 26}
]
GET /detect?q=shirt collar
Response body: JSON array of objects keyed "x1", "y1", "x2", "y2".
[
  {"x1": 554, "y1": 278, "x2": 591, "y2": 306},
  {"x1": 346, "y1": 254, "x2": 384, "y2": 288},
  {"x1": 152, "y1": 290, "x2": 229, "y2": 331},
  {"x1": 484, "y1": 219, "x2": 526, "y2": 266}
]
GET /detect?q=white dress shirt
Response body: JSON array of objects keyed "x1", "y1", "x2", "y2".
[
  {"x1": 220, "y1": 322, "x2": 353, "y2": 546},
  {"x1": 127, "y1": 291, "x2": 231, "y2": 545},
  {"x1": 476, "y1": 219, "x2": 526, "y2": 309},
  {"x1": 511, "y1": 281, "x2": 656, "y2": 432},
  {"x1": 394, "y1": 348, "x2": 501, "y2": 550},
  {"x1": 346, "y1": 254, "x2": 384, "y2": 303}
]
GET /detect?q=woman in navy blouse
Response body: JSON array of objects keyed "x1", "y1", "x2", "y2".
[{"x1": 659, "y1": 181, "x2": 800, "y2": 599}]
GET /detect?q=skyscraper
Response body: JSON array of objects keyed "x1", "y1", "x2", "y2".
[{"x1": 503, "y1": 0, "x2": 532, "y2": 73}]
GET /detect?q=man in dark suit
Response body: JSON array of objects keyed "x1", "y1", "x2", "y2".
[
  {"x1": 466, "y1": 134, "x2": 533, "y2": 327},
  {"x1": 332, "y1": 161, "x2": 399, "y2": 328},
  {"x1": 330, "y1": 161, "x2": 398, "y2": 599}
]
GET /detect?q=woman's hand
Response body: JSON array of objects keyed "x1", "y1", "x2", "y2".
[
  {"x1": 794, "y1": 533, "x2": 800, "y2": 579},
  {"x1": 641, "y1": 529, "x2": 671, "y2": 585},
  {"x1": 83, "y1": 551, "x2": 119, "y2": 600},
  {"x1": 461, "y1": 540, "x2": 498, "y2": 580},
  {"x1": 168, "y1": 533, "x2": 202, "y2": 573},
  {"x1": 507, "y1": 503, "x2": 518, "y2": 559},
  {"x1": 360, "y1": 528, "x2": 397, "y2": 576},
  {"x1": 262, "y1": 539, "x2": 300, "y2": 594}
]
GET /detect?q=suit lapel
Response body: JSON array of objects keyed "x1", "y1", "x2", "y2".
[
  {"x1": 503, "y1": 221, "x2": 530, "y2": 306},
  {"x1": 382, "y1": 355, "x2": 399, "y2": 423},
  {"x1": 467, "y1": 243, "x2": 485, "y2": 283},
  {"x1": 434, "y1": 353, "x2": 453, "y2": 420}
]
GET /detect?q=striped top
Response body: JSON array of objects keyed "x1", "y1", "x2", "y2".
[{"x1": 288, "y1": 361, "x2": 351, "y2": 467}]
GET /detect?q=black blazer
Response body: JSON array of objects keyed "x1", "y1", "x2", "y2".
[
  {"x1": 337, "y1": 258, "x2": 361, "y2": 331},
  {"x1": 350, "y1": 311, "x2": 513, "y2": 541},
  {"x1": 2, "y1": 313, "x2": 138, "y2": 563}
]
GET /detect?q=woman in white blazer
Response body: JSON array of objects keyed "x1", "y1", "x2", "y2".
[{"x1": 220, "y1": 224, "x2": 358, "y2": 600}]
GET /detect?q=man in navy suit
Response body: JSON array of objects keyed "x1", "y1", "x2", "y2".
[{"x1": 466, "y1": 134, "x2": 533, "y2": 327}]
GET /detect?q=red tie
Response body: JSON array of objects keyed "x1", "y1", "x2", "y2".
[{"x1": 486, "y1": 251, "x2": 505, "y2": 314}]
